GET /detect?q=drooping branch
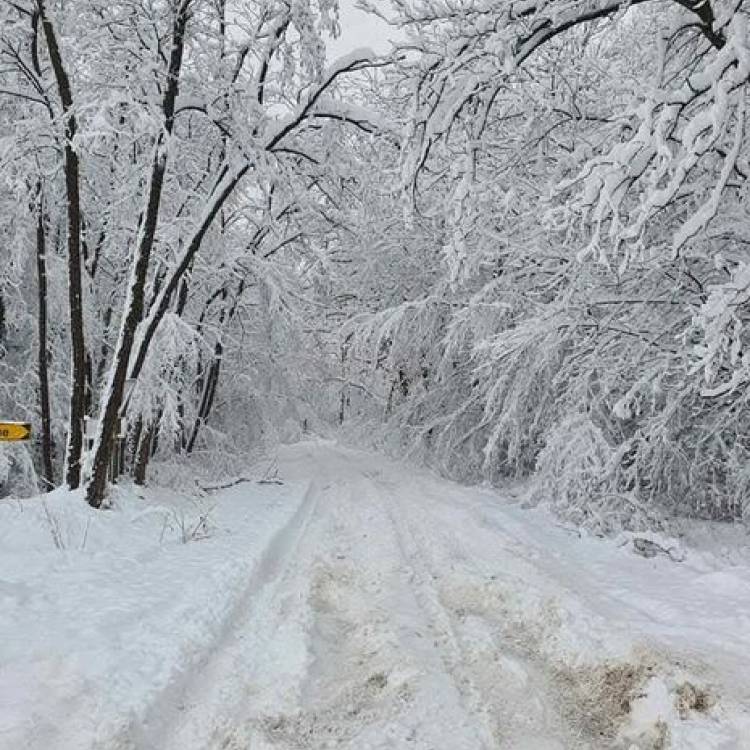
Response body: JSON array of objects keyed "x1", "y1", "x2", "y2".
[
  {"x1": 515, "y1": 0, "x2": 725, "y2": 65},
  {"x1": 129, "y1": 160, "x2": 249, "y2": 384},
  {"x1": 129, "y1": 53, "x2": 389, "y2": 387}
]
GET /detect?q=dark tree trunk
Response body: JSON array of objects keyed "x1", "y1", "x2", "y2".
[
  {"x1": 95, "y1": 304, "x2": 113, "y2": 388},
  {"x1": 186, "y1": 342, "x2": 222, "y2": 453},
  {"x1": 34, "y1": 186, "x2": 55, "y2": 490},
  {"x1": 84, "y1": 351, "x2": 94, "y2": 416},
  {"x1": 150, "y1": 408, "x2": 164, "y2": 458},
  {"x1": 37, "y1": 0, "x2": 87, "y2": 489},
  {"x1": 133, "y1": 421, "x2": 155, "y2": 486},
  {"x1": 185, "y1": 283, "x2": 231, "y2": 453},
  {"x1": 184, "y1": 269, "x2": 250, "y2": 454},
  {"x1": 0, "y1": 294, "x2": 6, "y2": 351},
  {"x1": 174, "y1": 274, "x2": 193, "y2": 450},
  {"x1": 339, "y1": 346, "x2": 347, "y2": 425},
  {"x1": 86, "y1": 1, "x2": 191, "y2": 507}
]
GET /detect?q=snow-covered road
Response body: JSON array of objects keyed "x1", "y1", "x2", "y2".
[
  {"x1": 3, "y1": 441, "x2": 750, "y2": 749},
  {"x1": 144, "y1": 443, "x2": 750, "y2": 750},
  {"x1": 156, "y1": 444, "x2": 590, "y2": 750}
]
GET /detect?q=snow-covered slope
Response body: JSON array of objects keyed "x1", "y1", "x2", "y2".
[{"x1": 2, "y1": 441, "x2": 749, "y2": 749}]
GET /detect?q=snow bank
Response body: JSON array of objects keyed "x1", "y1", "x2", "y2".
[{"x1": 0, "y1": 478, "x2": 309, "y2": 750}]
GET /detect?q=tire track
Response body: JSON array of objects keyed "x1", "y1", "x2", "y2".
[
  {"x1": 376, "y1": 477, "x2": 596, "y2": 749},
  {"x1": 249, "y1": 477, "x2": 494, "y2": 750},
  {"x1": 377, "y1": 479, "x2": 505, "y2": 748},
  {"x1": 131, "y1": 481, "x2": 322, "y2": 750}
]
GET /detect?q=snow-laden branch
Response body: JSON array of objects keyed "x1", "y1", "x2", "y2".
[
  {"x1": 130, "y1": 159, "x2": 250, "y2": 382},
  {"x1": 265, "y1": 48, "x2": 381, "y2": 149}
]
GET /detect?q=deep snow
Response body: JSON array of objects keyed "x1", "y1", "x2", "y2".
[{"x1": 2, "y1": 441, "x2": 749, "y2": 749}]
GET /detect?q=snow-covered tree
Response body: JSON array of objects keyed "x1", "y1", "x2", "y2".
[{"x1": 338, "y1": 0, "x2": 750, "y2": 525}]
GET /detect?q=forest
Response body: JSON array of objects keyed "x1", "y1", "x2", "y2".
[{"x1": 1, "y1": 0, "x2": 748, "y2": 530}]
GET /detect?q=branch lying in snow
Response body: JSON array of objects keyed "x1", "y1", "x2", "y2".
[
  {"x1": 199, "y1": 477, "x2": 284, "y2": 492},
  {"x1": 617, "y1": 531, "x2": 686, "y2": 562},
  {"x1": 630, "y1": 536, "x2": 686, "y2": 563},
  {"x1": 199, "y1": 476, "x2": 255, "y2": 492}
]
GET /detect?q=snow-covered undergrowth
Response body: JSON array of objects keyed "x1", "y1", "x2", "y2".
[{"x1": 0, "y1": 476, "x2": 310, "y2": 750}]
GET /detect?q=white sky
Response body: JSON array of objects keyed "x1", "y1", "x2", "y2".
[{"x1": 326, "y1": 0, "x2": 395, "y2": 59}]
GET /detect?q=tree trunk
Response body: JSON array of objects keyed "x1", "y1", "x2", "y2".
[
  {"x1": 37, "y1": 0, "x2": 87, "y2": 489},
  {"x1": 185, "y1": 283, "x2": 231, "y2": 453},
  {"x1": 34, "y1": 185, "x2": 55, "y2": 490},
  {"x1": 0, "y1": 294, "x2": 6, "y2": 351},
  {"x1": 186, "y1": 343, "x2": 222, "y2": 453},
  {"x1": 133, "y1": 421, "x2": 155, "y2": 486},
  {"x1": 86, "y1": 1, "x2": 191, "y2": 507},
  {"x1": 339, "y1": 346, "x2": 347, "y2": 425}
]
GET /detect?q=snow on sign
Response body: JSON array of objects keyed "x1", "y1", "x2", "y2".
[{"x1": 0, "y1": 422, "x2": 32, "y2": 441}]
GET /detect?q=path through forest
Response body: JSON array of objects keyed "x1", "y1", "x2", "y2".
[{"x1": 138, "y1": 443, "x2": 750, "y2": 750}]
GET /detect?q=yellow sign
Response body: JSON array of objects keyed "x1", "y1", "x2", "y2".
[{"x1": 0, "y1": 422, "x2": 32, "y2": 441}]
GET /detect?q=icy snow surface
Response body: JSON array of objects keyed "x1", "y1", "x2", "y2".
[{"x1": 1, "y1": 441, "x2": 749, "y2": 749}]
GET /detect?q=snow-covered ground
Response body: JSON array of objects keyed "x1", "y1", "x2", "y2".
[{"x1": 2, "y1": 441, "x2": 750, "y2": 749}]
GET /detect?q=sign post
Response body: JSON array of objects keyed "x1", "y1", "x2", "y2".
[
  {"x1": 83, "y1": 417, "x2": 128, "y2": 482},
  {"x1": 0, "y1": 422, "x2": 32, "y2": 442},
  {"x1": 82, "y1": 417, "x2": 98, "y2": 483}
]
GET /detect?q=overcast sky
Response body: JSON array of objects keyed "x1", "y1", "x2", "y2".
[{"x1": 326, "y1": 0, "x2": 395, "y2": 59}]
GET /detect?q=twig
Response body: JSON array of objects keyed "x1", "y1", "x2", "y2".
[
  {"x1": 42, "y1": 501, "x2": 64, "y2": 550},
  {"x1": 80, "y1": 517, "x2": 90, "y2": 550}
]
